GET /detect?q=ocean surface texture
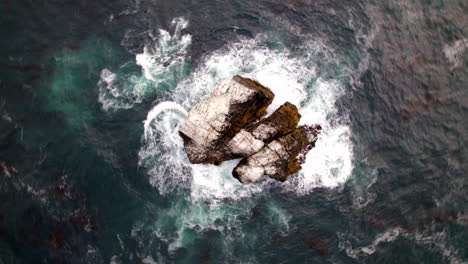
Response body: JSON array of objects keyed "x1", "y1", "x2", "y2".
[{"x1": 0, "y1": 0, "x2": 467, "y2": 263}]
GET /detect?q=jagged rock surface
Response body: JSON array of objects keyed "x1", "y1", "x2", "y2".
[
  {"x1": 179, "y1": 75, "x2": 321, "y2": 184},
  {"x1": 179, "y1": 75, "x2": 274, "y2": 164},
  {"x1": 227, "y1": 102, "x2": 300, "y2": 156},
  {"x1": 233, "y1": 125, "x2": 321, "y2": 184}
]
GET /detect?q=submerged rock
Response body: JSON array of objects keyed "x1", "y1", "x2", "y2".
[{"x1": 179, "y1": 76, "x2": 321, "y2": 183}]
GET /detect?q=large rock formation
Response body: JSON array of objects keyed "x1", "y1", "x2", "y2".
[
  {"x1": 179, "y1": 75, "x2": 274, "y2": 164},
  {"x1": 179, "y1": 76, "x2": 321, "y2": 184}
]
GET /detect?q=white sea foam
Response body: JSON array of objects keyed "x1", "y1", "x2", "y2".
[
  {"x1": 284, "y1": 78, "x2": 353, "y2": 193},
  {"x1": 137, "y1": 31, "x2": 356, "y2": 252},
  {"x1": 98, "y1": 68, "x2": 149, "y2": 111},
  {"x1": 140, "y1": 35, "x2": 354, "y2": 199},
  {"x1": 340, "y1": 228, "x2": 467, "y2": 263},
  {"x1": 136, "y1": 17, "x2": 191, "y2": 82},
  {"x1": 172, "y1": 37, "x2": 315, "y2": 113},
  {"x1": 361, "y1": 228, "x2": 402, "y2": 255},
  {"x1": 143, "y1": 101, "x2": 187, "y2": 141},
  {"x1": 139, "y1": 103, "x2": 189, "y2": 194},
  {"x1": 339, "y1": 228, "x2": 402, "y2": 259},
  {"x1": 98, "y1": 17, "x2": 191, "y2": 111},
  {"x1": 412, "y1": 229, "x2": 467, "y2": 264}
]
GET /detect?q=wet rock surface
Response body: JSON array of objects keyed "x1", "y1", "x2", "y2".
[{"x1": 179, "y1": 76, "x2": 321, "y2": 183}]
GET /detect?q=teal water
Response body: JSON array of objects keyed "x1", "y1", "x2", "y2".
[{"x1": 0, "y1": 0, "x2": 467, "y2": 263}]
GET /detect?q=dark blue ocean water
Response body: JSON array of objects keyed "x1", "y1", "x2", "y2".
[{"x1": 0, "y1": 0, "x2": 467, "y2": 263}]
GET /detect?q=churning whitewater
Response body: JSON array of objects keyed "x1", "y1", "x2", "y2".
[
  {"x1": 2, "y1": 0, "x2": 467, "y2": 262},
  {"x1": 98, "y1": 17, "x2": 192, "y2": 111},
  {"x1": 98, "y1": 17, "x2": 357, "y2": 253},
  {"x1": 137, "y1": 18, "x2": 354, "y2": 199}
]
